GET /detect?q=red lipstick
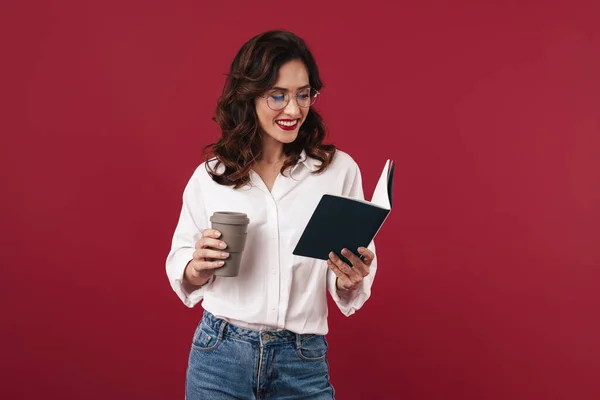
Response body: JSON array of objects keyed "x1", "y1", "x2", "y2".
[{"x1": 276, "y1": 119, "x2": 299, "y2": 131}]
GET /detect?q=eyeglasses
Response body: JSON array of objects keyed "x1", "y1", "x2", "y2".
[{"x1": 260, "y1": 87, "x2": 320, "y2": 111}]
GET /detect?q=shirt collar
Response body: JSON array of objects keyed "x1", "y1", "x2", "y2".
[{"x1": 298, "y1": 150, "x2": 320, "y2": 172}]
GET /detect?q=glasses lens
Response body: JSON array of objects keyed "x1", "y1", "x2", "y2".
[
  {"x1": 297, "y1": 88, "x2": 319, "y2": 108},
  {"x1": 266, "y1": 91, "x2": 287, "y2": 110},
  {"x1": 296, "y1": 88, "x2": 311, "y2": 107}
]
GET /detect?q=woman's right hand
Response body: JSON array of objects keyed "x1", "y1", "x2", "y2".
[{"x1": 183, "y1": 229, "x2": 229, "y2": 287}]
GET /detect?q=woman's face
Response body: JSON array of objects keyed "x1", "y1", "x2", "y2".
[{"x1": 255, "y1": 59, "x2": 310, "y2": 148}]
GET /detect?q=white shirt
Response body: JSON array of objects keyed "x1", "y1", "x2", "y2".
[{"x1": 165, "y1": 149, "x2": 377, "y2": 335}]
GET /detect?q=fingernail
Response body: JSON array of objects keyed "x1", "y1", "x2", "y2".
[
  {"x1": 219, "y1": 242, "x2": 226, "y2": 249},
  {"x1": 329, "y1": 251, "x2": 335, "y2": 258},
  {"x1": 341, "y1": 248, "x2": 349, "y2": 255},
  {"x1": 221, "y1": 252, "x2": 229, "y2": 257},
  {"x1": 215, "y1": 231, "x2": 222, "y2": 237},
  {"x1": 218, "y1": 261, "x2": 225, "y2": 265}
]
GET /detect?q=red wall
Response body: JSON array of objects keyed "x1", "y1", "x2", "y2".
[{"x1": 2, "y1": 1, "x2": 599, "y2": 399}]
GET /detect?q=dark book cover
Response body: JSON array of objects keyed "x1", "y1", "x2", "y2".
[{"x1": 293, "y1": 160, "x2": 395, "y2": 265}]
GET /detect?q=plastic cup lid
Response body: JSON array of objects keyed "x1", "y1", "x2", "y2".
[{"x1": 210, "y1": 212, "x2": 250, "y2": 225}]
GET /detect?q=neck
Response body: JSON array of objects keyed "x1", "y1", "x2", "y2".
[{"x1": 259, "y1": 136, "x2": 286, "y2": 165}]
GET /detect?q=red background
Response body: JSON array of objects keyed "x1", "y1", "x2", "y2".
[{"x1": 2, "y1": 0, "x2": 599, "y2": 399}]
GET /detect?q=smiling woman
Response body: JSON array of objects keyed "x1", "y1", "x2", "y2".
[{"x1": 165, "y1": 30, "x2": 379, "y2": 400}]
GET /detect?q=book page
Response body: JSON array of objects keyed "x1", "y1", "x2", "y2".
[{"x1": 371, "y1": 160, "x2": 391, "y2": 209}]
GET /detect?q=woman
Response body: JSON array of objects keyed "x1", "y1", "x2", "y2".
[{"x1": 166, "y1": 30, "x2": 378, "y2": 399}]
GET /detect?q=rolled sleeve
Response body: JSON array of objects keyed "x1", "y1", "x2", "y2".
[
  {"x1": 327, "y1": 242, "x2": 377, "y2": 316},
  {"x1": 165, "y1": 166, "x2": 210, "y2": 308}
]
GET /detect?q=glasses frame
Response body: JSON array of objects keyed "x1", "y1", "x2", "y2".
[{"x1": 260, "y1": 87, "x2": 320, "y2": 111}]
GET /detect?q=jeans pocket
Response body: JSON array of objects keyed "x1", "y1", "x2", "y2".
[
  {"x1": 296, "y1": 335, "x2": 328, "y2": 361},
  {"x1": 191, "y1": 321, "x2": 221, "y2": 352}
]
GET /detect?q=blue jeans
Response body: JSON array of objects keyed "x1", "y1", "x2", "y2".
[{"x1": 185, "y1": 311, "x2": 335, "y2": 399}]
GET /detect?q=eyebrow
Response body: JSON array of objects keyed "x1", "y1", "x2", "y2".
[{"x1": 271, "y1": 84, "x2": 311, "y2": 91}]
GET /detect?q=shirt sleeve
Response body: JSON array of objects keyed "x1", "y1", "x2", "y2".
[
  {"x1": 327, "y1": 161, "x2": 378, "y2": 316},
  {"x1": 165, "y1": 167, "x2": 212, "y2": 308}
]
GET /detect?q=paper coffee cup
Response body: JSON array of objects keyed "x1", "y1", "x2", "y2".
[{"x1": 210, "y1": 212, "x2": 249, "y2": 277}]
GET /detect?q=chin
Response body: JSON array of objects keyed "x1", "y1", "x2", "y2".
[
  {"x1": 266, "y1": 128, "x2": 299, "y2": 144},
  {"x1": 279, "y1": 133, "x2": 299, "y2": 144}
]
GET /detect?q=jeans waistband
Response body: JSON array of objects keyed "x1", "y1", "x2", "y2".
[{"x1": 202, "y1": 311, "x2": 318, "y2": 346}]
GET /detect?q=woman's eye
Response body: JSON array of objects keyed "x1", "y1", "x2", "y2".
[{"x1": 269, "y1": 94, "x2": 285, "y2": 102}]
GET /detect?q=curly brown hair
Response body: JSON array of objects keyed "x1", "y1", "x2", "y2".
[{"x1": 204, "y1": 30, "x2": 336, "y2": 188}]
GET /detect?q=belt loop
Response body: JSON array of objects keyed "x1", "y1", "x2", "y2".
[
  {"x1": 217, "y1": 317, "x2": 228, "y2": 339},
  {"x1": 295, "y1": 333, "x2": 302, "y2": 350}
]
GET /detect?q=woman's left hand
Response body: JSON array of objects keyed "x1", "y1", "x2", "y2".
[{"x1": 327, "y1": 247, "x2": 375, "y2": 291}]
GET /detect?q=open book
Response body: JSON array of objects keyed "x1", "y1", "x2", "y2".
[{"x1": 292, "y1": 159, "x2": 396, "y2": 265}]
